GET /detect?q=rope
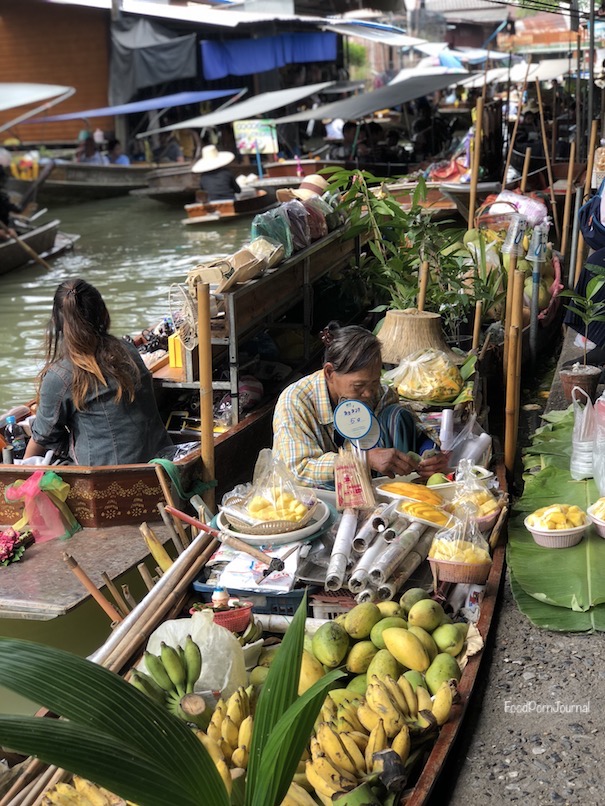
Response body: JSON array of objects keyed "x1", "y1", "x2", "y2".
[{"x1": 149, "y1": 458, "x2": 217, "y2": 501}]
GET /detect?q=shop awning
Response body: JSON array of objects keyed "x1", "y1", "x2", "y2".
[
  {"x1": 138, "y1": 82, "x2": 334, "y2": 136},
  {"x1": 0, "y1": 83, "x2": 74, "y2": 113},
  {"x1": 322, "y1": 21, "x2": 426, "y2": 48},
  {"x1": 269, "y1": 71, "x2": 468, "y2": 124},
  {"x1": 509, "y1": 59, "x2": 572, "y2": 83},
  {"x1": 25, "y1": 90, "x2": 245, "y2": 123}
]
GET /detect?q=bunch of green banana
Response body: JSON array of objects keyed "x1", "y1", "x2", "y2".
[
  {"x1": 238, "y1": 612, "x2": 263, "y2": 646},
  {"x1": 131, "y1": 635, "x2": 203, "y2": 724},
  {"x1": 41, "y1": 776, "x2": 129, "y2": 805}
]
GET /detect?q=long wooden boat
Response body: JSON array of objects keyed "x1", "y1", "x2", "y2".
[
  {"x1": 182, "y1": 189, "x2": 274, "y2": 225},
  {"x1": 0, "y1": 220, "x2": 79, "y2": 274},
  {"x1": 131, "y1": 163, "x2": 259, "y2": 206}
]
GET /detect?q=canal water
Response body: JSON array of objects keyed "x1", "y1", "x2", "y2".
[
  {"x1": 0, "y1": 195, "x2": 251, "y2": 714},
  {"x1": 0, "y1": 195, "x2": 251, "y2": 411}
]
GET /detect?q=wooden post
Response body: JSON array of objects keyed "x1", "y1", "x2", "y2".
[
  {"x1": 520, "y1": 146, "x2": 531, "y2": 194},
  {"x1": 472, "y1": 300, "x2": 482, "y2": 350},
  {"x1": 560, "y1": 140, "x2": 576, "y2": 262},
  {"x1": 154, "y1": 464, "x2": 190, "y2": 548},
  {"x1": 502, "y1": 59, "x2": 532, "y2": 186},
  {"x1": 504, "y1": 325, "x2": 520, "y2": 475},
  {"x1": 503, "y1": 252, "x2": 518, "y2": 377},
  {"x1": 418, "y1": 260, "x2": 429, "y2": 311},
  {"x1": 535, "y1": 79, "x2": 560, "y2": 243},
  {"x1": 63, "y1": 554, "x2": 123, "y2": 623},
  {"x1": 511, "y1": 269, "x2": 525, "y2": 445},
  {"x1": 468, "y1": 96, "x2": 484, "y2": 231},
  {"x1": 197, "y1": 282, "x2": 216, "y2": 513},
  {"x1": 574, "y1": 120, "x2": 599, "y2": 287}
]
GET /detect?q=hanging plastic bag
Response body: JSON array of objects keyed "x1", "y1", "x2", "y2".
[
  {"x1": 276, "y1": 200, "x2": 311, "y2": 252},
  {"x1": 250, "y1": 208, "x2": 294, "y2": 259},
  {"x1": 570, "y1": 386, "x2": 596, "y2": 480},
  {"x1": 383, "y1": 348, "x2": 463, "y2": 403},
  {"x1": 5, "y1": 470, "x2": 81, "y2": 543},
  {"x1": 447, "y1": 414, "x2": 493, "y2": 469},
  {"x1": 246, "y1": 236, "x2": 285, "y2": 269},
  {"x1": 593, "y1": 394, "x2": 605, "y2": 494}
]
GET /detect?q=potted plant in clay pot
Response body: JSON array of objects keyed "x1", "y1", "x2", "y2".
[{"x1": 559, "y1": 274, "x2": 605, "y2": 402}]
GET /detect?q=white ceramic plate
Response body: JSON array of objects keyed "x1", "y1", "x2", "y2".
[{"x1": 216, "y1": 500, "x2": 331, "y2": 546}]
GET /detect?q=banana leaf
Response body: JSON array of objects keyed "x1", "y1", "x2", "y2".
[
  {"x1": 512, "y1": 466, "x2": 598, "y2": 514},
  {"x1": 510, "y1": 572, "x2": 605, "y2": 632}
]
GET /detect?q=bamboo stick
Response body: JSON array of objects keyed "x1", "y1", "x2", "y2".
[
  {"x1": 0, "y1": 220, "x2": 52, "y2": 271},
  {"x1": 417, "y1": 260, "x2": 429, "y2": 311},
  {"x1": 520, "y1": 146, "x2": 531, "y2": 194},
  {"x1": 467, "y1": 96, "x2": 484, "y2": 231},
  {"x1": 489, "y1": 505, "x2": 509, "y2": 551},
  {"x1": 136, "y1": 562, "x2": 156, "y2": 592},
  {"x1": 472, "y1": 300, "x2": 482, "y2": 350},
  {"x1": 197, "y1": 282, "x2": 216, "y2": 513},
  {"x1": 560, "y1": 140, "x2": 576, "y2": 261},
  {"x1": 504, "y1": 325, "x2": 520, "y2": 475},
  {"x1": 535, "y1": 79, "x2": 560, "y2": 243},
  {"x1": 62, "y1": 553, "x2": 123, "y2": 623},
  {"x1": 121, "y1": 584, "x2": 137, "y2": 611},
  {"x1": 139, "y1": 521, "x2": 173, "y2": 573},
  {"x1": 510, "y1": 269, "x2": 525, "y2": 452},
  {"x1": 574, "y1": 120, "x2": 599, "y2": 287},
  {"x1": 153, "y1": 463, "x2": 190, "y2": 547},
  {"x1": 101, "y1": 572, "x2": 131, "y2": 617},
  {"x1": 479, "y1": 329, "x2": 492, "y2": 362},
  {"x1": 157, "y1": 501, "x2": 185, "y2": 554},
  {"x1": 502, "y1": 59, "x2": 532, "y2": 186},
  {"x1": 503, "y1": 252, "x2": 518, "y2": 377}
]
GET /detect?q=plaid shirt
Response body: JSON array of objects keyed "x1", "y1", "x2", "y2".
[{"x1": 272, "y1": 370, "x2": 397, "y2": 487}]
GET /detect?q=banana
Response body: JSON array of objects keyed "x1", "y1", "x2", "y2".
[
  {"x1": 365, "y1": 718, "x2": 388, "y2": 771},
  {"x1": 160, "y1": 641, "x2": 187, "y2": 697},
  {"x1": 293, "y1": 771, "x2": 312, "y2": 791},
  {"x1": 305, "y1": 758, "x2": 355, "y2": 800},
  {"x1": 321, "y1": 697, "x2": 337, "y2": 723},
  {"x1": 183, "y1": 635, "x2": 202, "y2": 693},
  {"x1": 328, "y1": 689, "x2": 361, "y2": 709},
  {"x1": 143, "y1": 651, "x2": 175, "y2": 694},
  {"x1": 231, "y1": 746, "x2": 249, "y2": 769},
  {"x1": 381, "y1": 675, "x2": 410, "y2": 717},
  {"x1": 72, "y1": 777, "x2": 110, "y2": 806},
  {"x1": 195, "y1": 730, "x2": 224, "y2": 764},
  {"x1": 129, "y1": 670, "x2": 166, "y2": 706},
  {"x1": 215, "y1": 759, "x2": 233, "y2": 796},
  {"x1": 238, "y1": 714, "x2": 253, "y2": 749},
  {"x1": 316, "y1": 722, "x2": 358, "y2": 776},
  {"x1": 339, "y1": 731, "x2": 366, "y2": 775},
  {"x1": 207, "y1": 722, "x2": 222, "y2": 744},
  {"x1": 214, "y1": 697, "x2": 228, "y2": 722},
  {"x1": 335, "y1": 715, "x2": 359, "y2": 735},
  {"x1": 221, "y1": 715, "x2": 240, "y2": 750},
  {"x1": 280, "y1": 781, "x2": 317, "y2": 806},
  {"x1": 365, "y1": 682, "x2": 405, "y2": 738},
  {"x1": 416, "y1": 685, "x2": 433, "y2": 714},
  {"x1": 357, "y1": 702, "x2": 381, "y2": 733},
  {"x1": 220, "y1": 738, "x2": 233, "y2": 764},
  {"x1": 391, "y1": 724, "x2": 411, "y2": 763},
  {"x1": 337, "y1": 704, "x2": 365, "y2": 733},
  {"x1": 431, "y1": 681, "x2": 454, "y2": 726},
  {"x1": 226, "y1": 690, "x2": 244, "y2": 729},
  {"x1": 397, "y1": 675, "x2": 418, "y2": 719},
  {"x1": 237, "y1": 686, "x2": 251, "y2": 719},
  {"x1": 346, "y1": 731, "x2": 369, "y2": 752},
  {"x1": 416, "y1": 709, "x2": 438, "y2": 731}
]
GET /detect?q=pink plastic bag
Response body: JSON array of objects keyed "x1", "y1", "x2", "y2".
[{"x1": 5, "y1": 470, "x2": 81, "y2": 543}]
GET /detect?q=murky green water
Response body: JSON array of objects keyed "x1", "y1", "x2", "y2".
[{"x1": 0, "y1": 195, "x2": 250, "y2": 411}]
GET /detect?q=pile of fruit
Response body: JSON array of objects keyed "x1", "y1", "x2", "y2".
[
  {"x1": 526, "y1": 504, "x2": 586, "y2": 530},
  {"x1": 429, "y1": 536, "x2": 491, "y2": 565},
  {"x1": 447, "y1": 488, "x2": 501, "y2": 519},
  {"x1": 247, "y1": 490, "x2": 309, "y2": 522},
  {"x1": 42, "y1": 777, "x2": 130, "y2": 805}
]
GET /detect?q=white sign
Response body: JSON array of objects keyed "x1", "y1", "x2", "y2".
[{"x1": 334, "y1": 400, "x2": 374, "y2": 441}]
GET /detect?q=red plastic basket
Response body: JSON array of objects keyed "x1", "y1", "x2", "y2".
[{"x1": 211, "y1": 603, "x2": 253, "y2": 633}]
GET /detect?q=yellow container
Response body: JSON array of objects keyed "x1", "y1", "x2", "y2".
[{"x1": 168, "y1": 333, "x2": 183, "y2": 368}]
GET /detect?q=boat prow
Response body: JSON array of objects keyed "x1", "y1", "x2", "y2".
[{"x1": 182, "y1": 189, "x2": 274, "y2": 225}]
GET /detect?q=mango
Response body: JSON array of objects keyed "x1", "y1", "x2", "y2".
[
  {"x1": 382, "y1": 628, "x2": 430, "y2": 673},
  {"x1": 432, "y1": 624, "x2": 465, "y2": 657},
  {"x1": 344, "y1": 603, "x2": 383, "y2": 640},
  {"x1": 370, "y1": 616, "x2": 408, "y2": 650},
  {"x1": 335, "y1": 612, "x2": 348, "y2": 627},
  {"x1": 366, "y1": 649, "x2": 403, "y2": 681},
  {"x1": 347, "y1": 674, "x2": 368, "y2": 695},
  {"x1": 376, "y1": 601, "x2": 402, "y2": 618},
  {"x1": 407, "y1": 626, "x2": 438, "y2": 663},
  {"x1": 299, "y1": 650, "x2": 325, "y2": 695},
  {"x1": 312, "y1": 622, "x2": 349, "y2": 668},
  {"x1": 425, "y1": 653, "x2": 461, "y2": 695},
  {"x1": 399, "y1": 587, "x2": 431, "y2": 618},
  {"x1": 346, "y1": 641, "x2": 378, "y2": 674},
  {"x1": 403, "y1": 669, "x2": 428, "y2": 692},
  {"x1": 258, "y1": 645, "x2": 280, "y2": 667},
  {"x1": 407, "y1": 599, "x2": 445, "y2": 633},
  {"x1": 249, "y1": 665, "x2": 269, "y2": 686},
  {"x1": 463, "y1": 228, "x2": 480, "y2": 245}
]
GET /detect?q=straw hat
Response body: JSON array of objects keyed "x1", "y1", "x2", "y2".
[
  {"x1": 192, "y1": 144, "x2": 235, "y2": 173},
  {"x1": 276, "y1": 174, "x2": 329, "y2": 202}
]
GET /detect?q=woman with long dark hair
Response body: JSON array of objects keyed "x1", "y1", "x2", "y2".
[{"x1": 24, "y1": 279, "x2": 172, "y2": 465}]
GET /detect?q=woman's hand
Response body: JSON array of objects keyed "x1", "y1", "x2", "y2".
[
  {"x1": 416, "y1": 451, "x2": 450, "y2": 480},
  {"x1": 368, "y1": 448, "x2": 419, "y2": 478}
]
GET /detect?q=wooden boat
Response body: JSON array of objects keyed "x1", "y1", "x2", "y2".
[
  {"x1": 182, "y1": 189, "x2": 274, "y2": 225},
  {"x1": 0, "y1": 219, "x2": 79, "y2": 274},
  {"x1": 132, "y1": 163, "x2": 259, "y2": 206}
]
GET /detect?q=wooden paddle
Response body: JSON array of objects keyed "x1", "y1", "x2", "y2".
[{"x1": 0, "y1": 219, "x2": 52, "y2": 270}]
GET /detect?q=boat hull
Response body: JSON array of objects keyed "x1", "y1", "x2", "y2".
[
  {"x1": 183, "y1": 189, "x2": 274, "y2": 225},
  {"x1": 0, "y1": 219, "x2": 72, "y2": 274},
  {"x1": 8, "y1": 163, "x2": 152, "y2": 204}
]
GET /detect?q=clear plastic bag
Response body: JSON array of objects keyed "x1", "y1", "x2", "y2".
[
  {"x1": 571, "y1": 386, "x2": 595, "y2": 480},
  {"x1": 251, "y1": 209, "x2": 294, "y2": 259},
  {"x1": 447, "y1": 414, "x2": 492, "y2": 469},
  {"x1": 302, "y1": 197, "x2": 329, "y2": 240},
  {"x1": 154, "y1": 442, "x2": 200, "y2": 462},
  {"x1": 276, "y1": 200, "x2": 311, "y2": 252},
  {"x1": 593, "y1": 394, "x2": 605, "y2": 494},
  {"x1": 428, "y1": 512, "x2": 491, "y2": 565},
  {"x1": 383, "y1": 348, "x2": 463, "y2": 403},
  {"x1": 246, "y1": 236, "x2": 285, "y2": 269},
  {"x1": 447, "y1": 458, "x2": 501, "y2": 527}
]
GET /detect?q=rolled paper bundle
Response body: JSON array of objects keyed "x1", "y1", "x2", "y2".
[
  {"x1": 352, "y1": 504, "x2": 389, "y2": 553},
  {"x1": 376, "y1": 530, "x2": 433, "y2": 600},
  {"x1": 368, "y1": 522, "x2": 427, "y2": 586},
  {"x1": 325, "y1": 508, "x2": 358, "y2": 591},
  {"x1": 355, "y1": 586, "x2": 378, "y2": 604},
  {"x1": 382, "y1": 518, "x2": 410, "y2": 543},
  {"x1": 348, "y1": 534, "x2": 391, "y2": 593}
]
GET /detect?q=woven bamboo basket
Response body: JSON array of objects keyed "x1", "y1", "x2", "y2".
[
  {"x1": 428, "y1": 557, "x2": 492, "y2": 585},
  {"x1": 378, "y1": 308, "x2": 462, "y2": 365},
  {"x1": 221, "y1": 497, "x2": 318, "y2": 536}
]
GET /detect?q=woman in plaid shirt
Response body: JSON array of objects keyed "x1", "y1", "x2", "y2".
[{"x1": 272, "y1": 323, "x2": 449, "y2": 488}]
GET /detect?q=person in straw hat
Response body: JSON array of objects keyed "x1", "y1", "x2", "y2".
[
  {"x1": 275, "y1": 173, "x2": 329, "y2": 203},
  {"x1": 192, "y1": 144, "x2": 241, "y2": 201}
]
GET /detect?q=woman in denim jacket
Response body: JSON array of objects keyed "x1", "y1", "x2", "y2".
[{"x1": 24, "y1": 279, "x2": 172, "y2": 465}]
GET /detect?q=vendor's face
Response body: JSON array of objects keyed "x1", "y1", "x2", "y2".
[{"x1": 324, "y1": 360, "x2": 382, "y2": 407}]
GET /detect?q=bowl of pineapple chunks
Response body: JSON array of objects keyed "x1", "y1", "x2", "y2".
[
  {"x1": 586, "y1": 499, "x2": 605, "y2": 538},
  {"x1": 524, "y1": 504, "x2": 587, "y2": 548}
]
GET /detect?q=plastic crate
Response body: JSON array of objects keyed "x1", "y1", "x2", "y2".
[
  {"x1": 310, "y1": 590, "x2": 357, "y2": 620},
  {"x1": 191, "y1": 579, "x2": 315, "y2": 616}
]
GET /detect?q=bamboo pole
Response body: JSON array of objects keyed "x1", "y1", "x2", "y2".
[
  {"x1": 417, "y1": 260, "x2": 429, "y2": 311},
  {"x1": 467, "y1": 96, "x2": 484, "y2": 231},
  {"x1": 560, "y1": 140, "x2": 576, "y2": 262},
  {"x1": 0, "y1": 220, "x2": 52, "y2": 271},
  {"x1": 520, "y1": 146, "x2": 531, "y2": 194},
  {"x1": 535, "y1": 79, "x2": 560, "y2": 244},
  {"x1": 502, "y1": 59, "x2": 532, "y2": 186},
  {"x1": 197, "y1": 282, "x2": 216, "y2": 513},
  {"x1": 101, "y1": 572, "x2": 131, "y2": 617},
  {"x1": 472, "y1": 300, "x2": 482, "y2": 350},
  {"x1": 62, "y1": 554, "x2": 123, "y2": 623},
  {"x1": 153, "y1": 463, "x2": 190, "y2": 548},
  {"x1": 503, "y1": 253, "x2": 518, "y2": 378},
  {"x1": 157, "y1": 501, "x2": 185, "y2": 554},
  {"x1": 136, "y1": 562, "x2": 156, "y2": 592},
  {"x1": 504, "y1": 325, "x2": 520, "y2": 475},
  {"x1": 511, "y1": 269, "x2": 525, "y2": 448},
  {"x1": 574, "y1": 120, "x2": 599, "y2": 287}
]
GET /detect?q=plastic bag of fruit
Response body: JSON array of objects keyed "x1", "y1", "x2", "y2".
[
  {"x1": 446, "y1": 458, "x2": 501, "y2": 529},
  {"x1": 428, "y1": 515, "x2": 491, "y2": 566},
  {"x1": 221, "y1": 448, "x2": 317, "y2": 529},
  {"x1": 383, "y1": 348, "x2": 463, "y2": 403}
]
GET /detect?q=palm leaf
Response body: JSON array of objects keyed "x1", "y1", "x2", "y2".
[
  {"x1": 0, "y1": 717, "x2": 199, "y2": 806},
  {"x1": 510, "y1": 572, "x2": 605, "y2": 632},
  {"x1": 0, "y1": 638, "x2": 229, "y2": 806}
]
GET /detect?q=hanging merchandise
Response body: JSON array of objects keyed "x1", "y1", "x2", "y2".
[
  {"x1": 275, "y1": 200, "x2": 311, "y2": 252},
  {"x1": 383, "y1": 348, "x2": 463, "y2": 403},
  {"x1": 250, "y1": 208, "x2": 294, "y2": 259},
  {"x1": 4, "y1": 470, "x2": 81, "y2": 543}
]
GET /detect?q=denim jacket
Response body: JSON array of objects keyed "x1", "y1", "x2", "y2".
[{"x1": 31, "y1": 342, "x2": 172, "y2": 466}]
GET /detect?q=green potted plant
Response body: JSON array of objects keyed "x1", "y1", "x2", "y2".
[{"x1": 558, "y1": 271, "x2": 605, "y2": 402}]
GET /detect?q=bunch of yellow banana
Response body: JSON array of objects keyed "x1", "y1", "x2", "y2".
[
  {"x1": 305, "y1": 736, "x2": 358, "y2": 802},
  {"x1": 363, "y1": 674, "x2": 454, "y2": 739},
  {"x1": 201, "y1": 685, "x2": 254, "y2": 783},
  {"x1": 41, "y1": 776, "x2": 131, "y2": 805}
]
